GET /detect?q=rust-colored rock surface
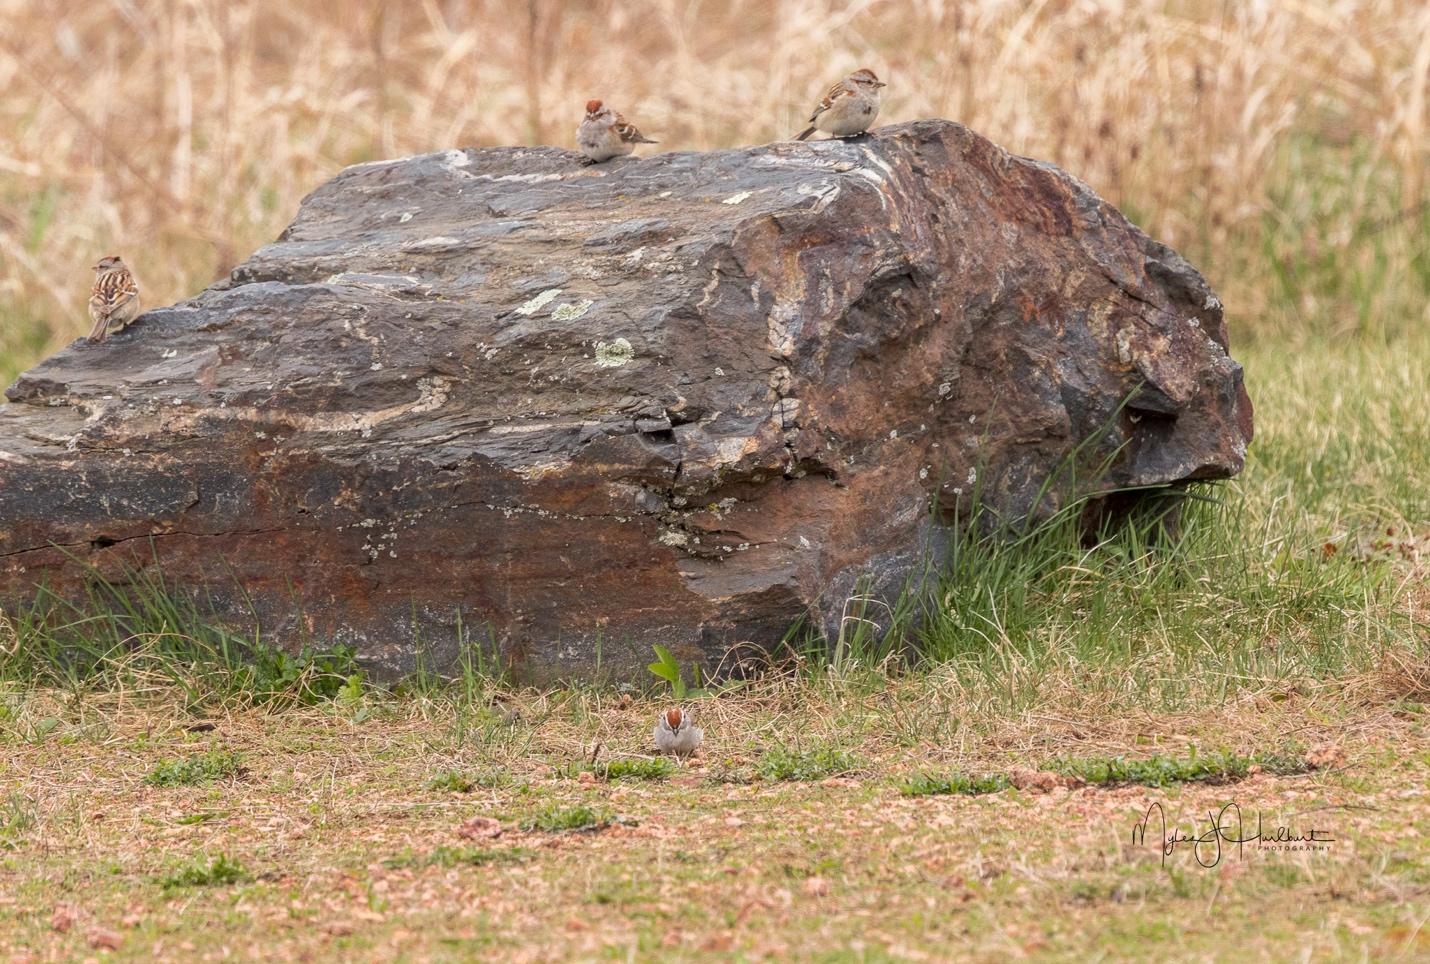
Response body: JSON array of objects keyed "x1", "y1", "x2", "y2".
[{"x1": 0, "y1": 120, "x2": 1252, "y2": 679}]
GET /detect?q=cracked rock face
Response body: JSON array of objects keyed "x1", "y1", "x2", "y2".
[{"x1": 0, "y1": 120, "x2": 1252, "y2": 680}]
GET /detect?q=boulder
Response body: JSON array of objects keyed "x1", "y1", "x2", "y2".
[{"x1": 0, "y1": 120, "x2": 1252, "y2": 680}]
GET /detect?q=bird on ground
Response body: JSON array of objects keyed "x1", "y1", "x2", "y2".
[
  {"x1": 794, "y1": 68, "x2": 886, "y2": 141},
  {"x1": 86, "y1": 255, "x2": 141, "y2": 344},
  {"x1": 577, "y1": 99, "x2": 658, "y2": 163},
  {"x1": 653, "y1": 706, "x2": 703, "y2": 757}
]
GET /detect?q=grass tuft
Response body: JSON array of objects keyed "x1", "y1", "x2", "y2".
[
  {"x1": 900, "y1": 772, "x2": 1011, "y2": 797},
  {"x1": 519, "y1": 804, "x2": 613, "y2": 833},
  {"x1": 1, "y1": 565, "x2": 363, "y2": 707},
  {"x1": 757, "y1": 745, "x2": 861, "y2": 782},
  {"x1": 424, "y1": 769, "x2": 513, "y2": 793},
  {"x1": 159, "y1": 853, "x2": 250, "y2": 890},
  {"x1": 382, "y1": 847, "x2": 529, "y2": 870},
  {"x1": 1049, "y1": 750, "x2": 1311, "y2": 787},
  {"x1": 599, "y1": 758, "x2": 675, "y2": 781},
  {"x1": 145, "y1": 750, "x2": 242, "y2": 787}
]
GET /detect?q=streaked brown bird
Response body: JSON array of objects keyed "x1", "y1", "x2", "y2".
[
  {"x1": 577, "y1": 99, "x2": 658, "y2": 163},
  {"x1": 86, "y1": 255, "x2": 141, "y2": 344},
  {"x1": 794, "y1": 68, "x2": 886, "y2": 141}
]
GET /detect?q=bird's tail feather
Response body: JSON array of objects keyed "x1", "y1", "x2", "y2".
[{"x1": 794, "y1": 126, "x2": 817, "y2": 141}]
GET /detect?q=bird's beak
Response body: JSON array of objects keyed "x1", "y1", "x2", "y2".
[{"x1": 874, "y1": 81, "x2": 887, "y2": 88}]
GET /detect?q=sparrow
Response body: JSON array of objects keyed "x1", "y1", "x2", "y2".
[
  {"x1": 577, "y1": 99, "x2": 658, "y2": 163},
  {"x1": 794, "y1": 68, "x2": 886, "y2": 141},
  {"x1": 653, "y1": 707, "x2": 703, "y2": 757},
  {"x1": 86, "y1": 255, "x2": 141, "y2": 343}
]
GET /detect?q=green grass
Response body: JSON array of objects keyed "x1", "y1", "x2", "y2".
[
  {"x1": 554, "y1": 758, "x2": 676, "y2": 781},
  {"x1": 900, "y1": 772, "x2": 1011, "y2": 797},
  {"x1": 1, "y1": 566, "x2": 363, "y2": 706},
  {"x1": 1048, "y1": 750, "x2": 1311, "y2": 788},
  {"x1": 381, "y1": 846, "x2": 529, "y2": 870},
  {"x1": 159, "y1": 853, "x2": 250, "y2": 890},
  {"x1": 1248, "y1": 136, "x2": 1430, "y2": 341},
  {"x1": 0, "y1": 793, "x2": 37, "y2": 849},
  {"x1": 519, "y1": 804, "x2": 614, "y2": 833},
  {"x1": 597, "y1": 758, "x2": 675, "y2": 781},
  {"x1": 423, "y1": 768, "x2": 512, "y2": 792},
  {"x1": 0, "y1": 308, "x2": 51, "y2": 387},
  {"x1": 145, "y1": 749, "x2": 243, "y2": 787},
  {"x1": 757, "y1": 745, "x2": 862, "y2": 782}
]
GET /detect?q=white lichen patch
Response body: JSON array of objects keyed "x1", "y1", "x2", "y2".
[
  {"x1": 722, "y1": 191, "x2": 754, "y2": 205},
  {"x1": 161, "y1": 348, "x2": 177, "y2": 359},
  {"x1": 325, "y1": 272, "x2": 421, "y2": 290},
  {"x1": 552, "y1": 299, "x2": 594, "y2": 322},
  {"x1": 516, "y1": 289, "x2": 562, "y2": 316},
  {"x1": 440, "y1": 149, "x2": 471, "y2": 170},
  {"x1": 399, "y1": 212, "x2": 414, "y2": 223},
  {"x1": 797, "y1": 180, "x2": 842, "y2": 213},
  {"x1": 657, "y1": 529, "x2": 689, "y2": 548},
  {"x1": 404, "y1": 236, "x2": 462, "y2": 251},
  {"x1": 1116, "y1": 327, "x2": 1134, "y2": 364},
  {"x1": 485, "y1": 171, "x2": 567, "y2": 184},
  {"x1": 1204, "y1": 294, "x2": 1222, "y2": 311},
  {"x1": 187, "y1": 375, "x2": 452, "y2": 436},
  {"x1": 594, "y1": 337, "x2": 635, "y2": 368},
  {"x1": 859, "y1": 147, "x2": 895, "y2": 177}
]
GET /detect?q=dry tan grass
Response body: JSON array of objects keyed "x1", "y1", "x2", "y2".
[{"x1": 0, "y1": 0, "x2": 1426, "y2": 364}]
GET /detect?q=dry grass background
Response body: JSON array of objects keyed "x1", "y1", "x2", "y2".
[{"x1": 0, "y1": 0, "x2": 1427, "y2": 374}]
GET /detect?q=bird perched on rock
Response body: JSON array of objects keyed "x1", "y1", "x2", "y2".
[
  {"x1": 794, "y1": 68, "x2": 886, "y2": 141},
  {"x1": 577, "y1": 99, "x2": 658, "y2": 163},
  {"x1": 86, "y1": 255, "x2": 141, "y2": 344},
  {"x1": 653, "y1": 707, "x2": 703, "y2": 757}
]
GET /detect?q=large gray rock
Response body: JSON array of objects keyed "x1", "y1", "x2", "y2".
[{"x1": 0, "y1": 120, "x2": 1252, "y2": 680}]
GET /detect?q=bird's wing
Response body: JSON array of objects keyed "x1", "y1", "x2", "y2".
[
  {"x1": 614, "y1": 113, "x2": 657, "y2": 144},
  {"x1": 90, "y1": 271, "x2": 138, "y2": 317},
  {"x1": 808, "y1": 80, "x2": 854, "y2": 121}
]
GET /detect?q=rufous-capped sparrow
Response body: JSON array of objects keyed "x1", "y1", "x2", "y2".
[
  {"x1": 794, "y1": 68, "x2": 886, "y2": 141},
  {"x1": 86, "y1": 255, "x2": 141, "y2": 344},
  {"x1": 653, "y1": 706, "x2": 703, "y2": 757},
  {"x1": 577, "y1": 99, "x2": 658, "y2": 163}
]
